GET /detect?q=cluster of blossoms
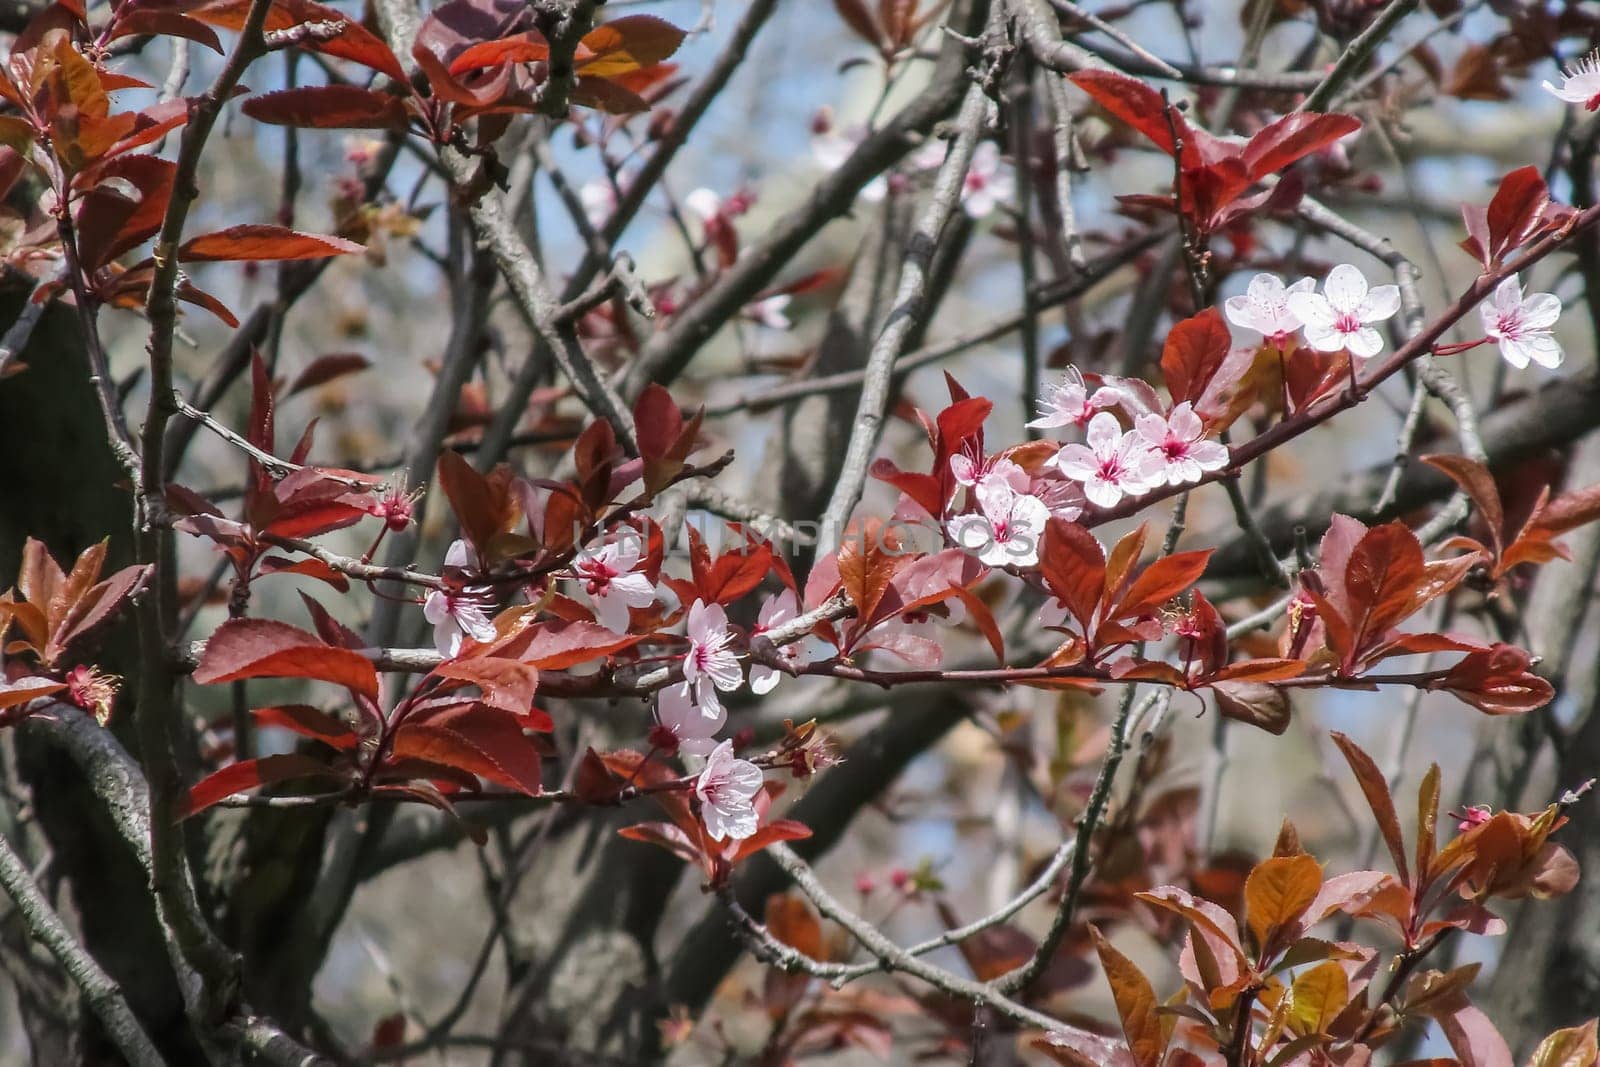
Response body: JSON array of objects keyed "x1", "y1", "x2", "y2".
[
  {"x1": 420, "y1": 531, "x2": 805, "y2": 842},
  {"x1": 941, "y1": 370, "x2": 1232, "y2": 569},
  {"x1": 1227, "y1": 263, "x2": 1564, "y2": 371},
  {"x1": 810, "y1": 107, "x2": 1016, "y2": 218},
  {"x1": 654, "y1": 592, "x2": 813, "y2": 840}
]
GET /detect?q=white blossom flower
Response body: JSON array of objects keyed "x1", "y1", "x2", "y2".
[
  {"x1": 1224, "y1": 273, "x2": 1315, "y2": 345},
  {"x1": 1480, "y1": 276, "x2": 1564, "y2": 370},
  {"x1": 573, "y1": 539, "x2": 655, "y2": 633},
  {"x1": 579, "y1": 179, "x2": 616, "y2": 228},
  {"x1": 1543, "y1": 49, "x2": 1600, "y2": 110},
  {"x1": 422, "y1": 541, "x2": 497, "y2": 657},
  {"x1": 946, "y1": 473, "x2": 1051, "y2": 567},
  {"x1": 685, "y1": 187, "x2": 723, "y2": 222},
  {"x1": 696, "y1": 739, "x2": 764, "y2": 841},
  {"x1": 1051, "y1": 411, "x2": 1154, "y2": 509},
  {"x1": 1286, "y1": 264, "x2": 1401, "y2": 359},
  {"x1": 748, "y1": 590, "x2": 810, "y2": 695},
  {"x1": 1027, "y1": 367, "x2": 1121, "y2": 431},
  {"x1": 747, "y1": 294, "x2": 792, "y2": 330},
  {"x1": 1133, "y1": 402, "x2": 1231, "y2": 486},
  {"x1": 811, "y1": 119, "x2": 888, "y2": 203},
  {"x1": 682, "y1": 600, "x2": 742, "y2": 717},
  {"x1": 655, "y1": 683, "x2": 725, "y2": 757}
]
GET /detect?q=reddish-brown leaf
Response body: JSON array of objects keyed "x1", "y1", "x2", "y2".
[
  {"x1": 1161, "y1": 308, "x2": 1231, "y2": 406},
  {"x1": 1115, "y1": 549, "x2": 1212, "y2": 620},
  {"x1": 192, "y1": 0, "x2": 407, "y2": 81},
  {"x1": 390, "y1": 710, "x2": 541, "y2": 795},
  {"x1": 0, "y1": 677, "x2": 67, "y2": 712},
  {"x1": 1089, "y1": 926, "x2": 1165, "y2": 1067},
  {"x1": 194, "y1": 618, "x2": 379, "y2": 699},
  {"x1": 1331, "y1": 731, "x2": 1409, "y2": 886},
  {"x1": 1527, "y1": 1019, "x2": 1599, "y2": 1067},
  {"x1": 1039, "y1": 519, "x2": 1107, "y2": 631},
  {"x1": 1212, "y1": 681, "x2": 1291, "y2": 735},
  {"x1": 1423, "y1": 454, "x2": 1504, "y2": 559},
  {"x1": 243, "y1": 85, "x2": 410, "y2": 129},
  {"x1": 1244, "y1": 853, "x2": 1322, "y2": 952},
  {"x1": 287, "y1": 353, "x2": 371, "y2": 396},
  {"x1": 764, "y1": 893, "x2": 824, "y2": 960},
  {"x1": 251, "y1": 704, "x2": 359, "y2": 750},
  {"x1": 832, "y1": 0, "x2": 882, "y2": 48},
  {"x1": 179, "y1": 224, "x2": 364, "y2": 262},
  {"x1": 577, "y1": 16, "x2": 686, "y2": 78},
  {"x1": 432, "y1": 658, "x2": 539, "y2": 714},
  {"x1": 1344, "y1": 521, "x2": 1425, "y2": 648},
  {"x1": 178, "y1": 753, "x2": 340, "y2": 817}
]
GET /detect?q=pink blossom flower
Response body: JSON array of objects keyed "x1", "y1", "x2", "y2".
[
  {"x1": 1224, "y1": 273, "x2": 1314, "y2": 345},
  {"x1": 1543, "y1": 49, "x2": 1600, "y2": 110},
  {"x1": 946, "y1": 475, "x2": 1051, "y2": 567},
  {"x1": 959, "y1": 141, "x2": 1015, "y2": 219},
  {"x1": 1051, "y1": 412, "x2": 1154, "y2": 509},
  {"x1": 749, "y1": 590, "x2": 810, "y2": 695},
  {"x1": 1027, "y1": 367, "x2": 1120, "y2": 431},
  {"x1": 655, "y1": 682, "x2": 726, "y2": 757},
  {"x1": 696, "y1": 739, "x2": 764, "y2": 841},
  {"x1": 811, "y1": 113, "x2": 888, "y2": 203},
  {"x1": 682, "y1": 599, "x2": 743, "y2": 716},
  {"x1": 1133, "y1": 402, "x2": 1231, "y2": 487},
  {"x1": 1286, "y1": 263, "x2": 1401, "y2": 359},
  {"x1": 422, "y1": 541, "x2": 497, "y2": 657},
  {"x1": 369, "y1": 476, "x2": 423, "y2": 533},
  {"x1": 1456, "y1": 804, "x2": 1493, "y2": 833},
  {"x1": 1479, "y1": 276, "x2": 1563, "y2": 370},
  {"x1": 573, "y1": 539, "x2": 656, "y2": 633}
]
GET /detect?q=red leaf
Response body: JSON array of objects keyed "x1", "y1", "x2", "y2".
[
  {"x1": 1344, "y1": 521, "x2": 1425, "y2": 651},
  {"x1": 258, "y1": 555, "x2": 350, "y2": 591},
  {"x1": 1068, "y1": 69, "x2": 1178, "y2": 155},
  {"x1": 489, "y1": 619, "x2": 643, "y2": 669},
  {"x1": 179, "y1": 224, "x2": 364, "y2": 262},
  {"x1": 1242, "y1": 112, "x2": 1361, "y2": 179},
  {"x1": 178, "y1": 753, "x2": 340, "y2": 817},
  {"x1": 436, "y1": 451, "x2": 519, "y2": 553},
  {"x1": 1040, "y1": 519, "x2": 1105, "y2": 632},
  {"x1": 194, "y1": 618, "x2": 379, "y2": 699},
  {"x1": 432, "y1": 657, "x2": 540, "y2": 714},
  {"x1": 448, "y1": 31, "x2": 549, "y2": 75},
  {"x1": 192, "y1": 0, "x2": 407, "y2": 81},
  {"x1": 390, "y1": 712, "x2": 541, "y2": 795},
  {"x1": 1485, "y1": 166, "x2": 1551, "y2": 264},
  {"x1": 1160, "y1": 308, "x2": 1232, "y2": 406},
  {"x1": 107, "y1": 9, "x2": 223, "y2": 52},
  {"x1": 1115, "y1": 550, "x2": 1212, "y2": 621},
  {"x1": 633, "y1": 383, "x2": 683, "y2": 462}
]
